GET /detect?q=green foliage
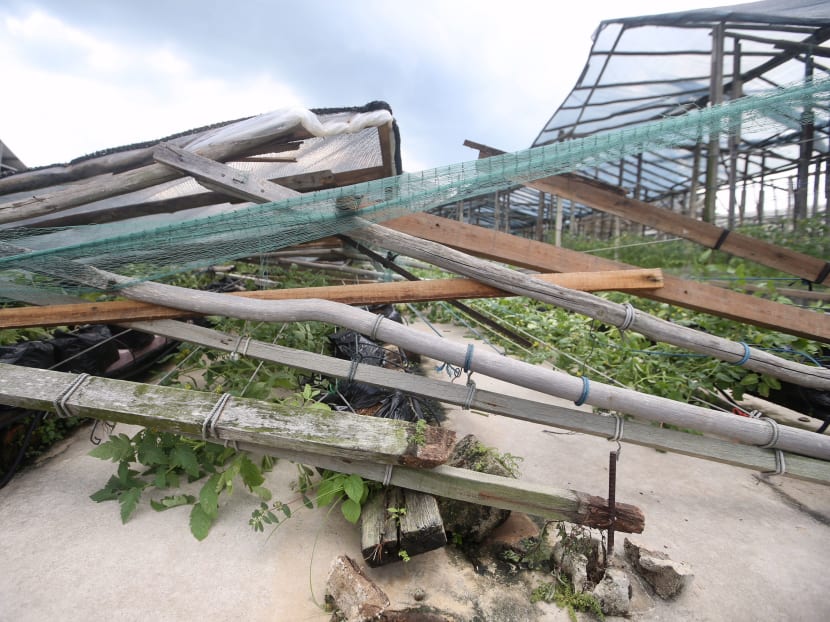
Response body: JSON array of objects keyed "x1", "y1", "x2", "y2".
[
  {"x1": 89, "y1": 428, "x2": 270, "y2": 540},
  {"x1": 531, "y1": 574, "x2": 605, "y2": 622},
  {"x1": 249, "y1": 469, "x2": 373, "y2": 535},
  {"x1": 412, "y1": 418, "x2": 428, "y2": 447},
  {"x1": 387, "y1": 506, "x2": 407, "y2": 522}
]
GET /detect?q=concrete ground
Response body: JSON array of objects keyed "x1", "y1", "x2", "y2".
[{"x1": 1, "y1": 322, "x2": 829, "y2": 621}]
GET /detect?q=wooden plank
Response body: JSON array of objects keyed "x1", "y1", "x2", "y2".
[
  {"x1": 386, "y1": 212, "x2": 830, "y2": 344},
  {"x1": 14, "y1": 168, "x2": 384, "y2": 228},
  {"x1": 377, "y1": 123, "x2": 397, "y2": 177},
  {"x1": 0, "y1": 269, "x2": 662, "y2": 329},
  {"x1": 465, "y1": 141, "x2": 830, "y2": 286},
  {"x1": 0, "y1": 362, "x2": 453, "y2": 468},
  {"x1": 0, "y1": 361, "x2": 645, "y2": 531}
]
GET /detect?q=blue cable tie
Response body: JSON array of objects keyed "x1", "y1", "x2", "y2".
[
  {"x1": 734, "y1": 342, "x2": 751, "y2": 366},
  {"x1": 574, "y1": 376, "x2": 591, "y2": 406},
  {"x1": 463, "y1": 344, "x2": 475, "y2": 373}
]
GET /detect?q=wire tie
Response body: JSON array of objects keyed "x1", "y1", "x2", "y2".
[
  {"x1": 230, "y1": 335, "x2": 245, "y2": 361},
  {"x1": 382, "y1": 464, "x2": 394, "y2": 487},
  {"x1": 733, "y1": 342, "x2": 751, "y2": 366},
  {"x1": 223, "y1": 439, "x2": 240, "y2": 452},
  {"x1": 760, "y1": 416, "x2": 780, "y2": 449},
  {"x1": 369, "y1": 314, "x2": 385, "y2": 342},
  {"x1": 574, "y1": 376, "x2": 591, "y2": 407},
  {"x1": 608, "y1": 413, "x2": 624, "y2": 456},
  {"x1": 347, "y1": 357, "x2": 361, "y2": 384},
  {"x1": 619, "y1": 303, "x2": 636, "y2": 333},
  {"x1": 240, "y1": 336, "x2": 252, "y2": 357},
  {"x1": 463, "y1": 379, "x2": 477, "y2": 410},
  {"x1": 202, "y1": 393, "x2": 232, "y2": 440},
  {"x1": 762, "y1": 449, "x2": 787, "y2": 476},
  {"x1": 53, "y1": 373, "x2": 90, "y2": 419},
  {"x1": 713, "y1": 228, "x2": 731, "y2": 250},
  {"x1": 463, "y1": 343, "x2": 475, "y2": 374},
  {"x1": 814, "y1": 261, "x2": 830, "y2": 285}
]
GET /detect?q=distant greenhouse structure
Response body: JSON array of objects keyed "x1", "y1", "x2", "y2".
[{"x1": 436, "y1": 0, "x2": 830, "y2": 240}]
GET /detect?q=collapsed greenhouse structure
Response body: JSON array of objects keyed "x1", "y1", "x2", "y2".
[{"x1": 1, "y1": 1, "x2": 829, "y2": 620}]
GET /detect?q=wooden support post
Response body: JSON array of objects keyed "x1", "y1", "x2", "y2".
[
  {"x1": 705, "y1": 22, "x2": 725, "y2": 224},
  {"x1": 727, "y1": 39, "x2": 743, "y2": 230},
  {"x1": 795, "y1": 55, "x2": 815, "y2": 222}
]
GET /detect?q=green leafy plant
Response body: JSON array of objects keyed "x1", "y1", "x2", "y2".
[
  {"x1": 531, "y1": 573, "x2": 605, "y2": 622},
  {"x1": 412, "y1": 419, "x2": 428, "y2": 447},
  {"x1": 88, "y1": 429, "x2": 273, "y2": 540}
]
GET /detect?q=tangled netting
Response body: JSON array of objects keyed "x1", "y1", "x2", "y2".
[{"x1": 1, "y1": 78, "x2": 828, "y2": 297}]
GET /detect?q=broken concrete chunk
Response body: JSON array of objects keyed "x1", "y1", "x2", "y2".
[
  {"x1": 592, "y1": 566, "x2": 631, "y2": 616},
  {"x1": 326, "y1": 555, "x2": 390, "y2": 621},
  {"x1": 624, "y1": 538, "x2": 694, "y2": 599},
  {"x1": 552, "y1": 540, "x2": 590, "y2": 592}
]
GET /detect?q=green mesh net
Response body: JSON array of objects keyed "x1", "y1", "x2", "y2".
[{"x1": 1, "y1": 78, "x2": 828, "y2": 298}]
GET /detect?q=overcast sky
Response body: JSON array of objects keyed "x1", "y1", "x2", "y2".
[{"x1": 2, "y1": 0, "x2": 728, "y2": 173}]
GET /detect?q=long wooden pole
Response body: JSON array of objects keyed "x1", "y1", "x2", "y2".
[
  {"x1": 0, "y1": 362, "x2": 644, "y2": 532},
  {"x1": 0, "y1": 268, "x2": 663, "y2": 330},
  {"x1": 151, "y1": 143, "x2": 830, "y2": 390}
]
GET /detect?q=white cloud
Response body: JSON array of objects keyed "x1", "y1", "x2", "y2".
[{"x1": 1, "y1": 8, "x2": 306, "y2": 167}]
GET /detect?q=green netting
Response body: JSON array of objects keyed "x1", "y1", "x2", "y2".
[{"x1": 1, "y1": 78, "x2": 828, "y2": 297}]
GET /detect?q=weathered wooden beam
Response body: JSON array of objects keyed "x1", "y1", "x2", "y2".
[
  {"x1": 465, "y1": 140, "x2": 830, "y2": 286},
  {"x1": 387, "y1": 212, "x2": 830, "y2": 344},
  {"x1": 0, "y1": 362, "x2": 645, "y2": 531},
  {"x1": 0, "y1": 362, "x2": 453, "y2": 468},
  {"x1": 0, "y1": 269, "x2": 662, "y2": 329}
]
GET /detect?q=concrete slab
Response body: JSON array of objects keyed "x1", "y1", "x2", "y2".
[{"x1": 1, "y1": 322, "x2": 829, "y2": 621}]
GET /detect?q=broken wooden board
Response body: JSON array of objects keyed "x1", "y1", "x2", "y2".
[
  {"x1": 0, "y1": 268, "x2": 663, "y2": 329},
  {"x1": 387, "y1": 212, "x2": 830, "y2": 344},
  {"x1": 465, "y1": 140, "x2": 830, "y2": 286},
  {"x1": 361, "y1": 487, "x2": 446, "y2": 566}
]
